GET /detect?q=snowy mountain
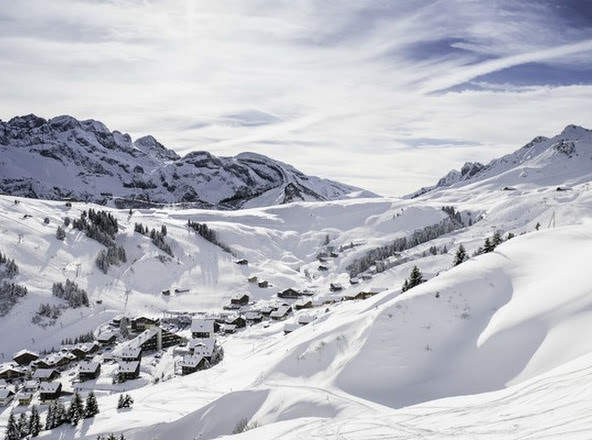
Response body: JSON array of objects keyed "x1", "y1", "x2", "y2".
[
  {"x1": 409, "y1": 124, "x2": 592, "y2": 197},
  {"x1": 0, "y1": 114, "x2": 375, "y2": 209},
  {"x1": 2, "y1": 124, "x2": 592, "y2": 439}
]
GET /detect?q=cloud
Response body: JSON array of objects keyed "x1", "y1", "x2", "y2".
[{"x1": 1, "y1": 0, "x2": 592, "y2": 196}]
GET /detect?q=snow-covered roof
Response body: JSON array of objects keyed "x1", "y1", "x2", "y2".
[
  {"x1": 97, "y1": 332, "x2": 117, "y2": 342},
  {"x1": 223, "y1": 324, "x2": 237, "y2": 332},
  {"x1": 270, "y1": 305, "x2": 291, "y2": 318},
  {"x1": 0, "y1": 389, "x2": 14, "y2": 399},
  {"x1": 244, "y1": 312, "x2": 262, "y2": 320},
  {"x1": 180, "y1": 355, "x2": 204, "y2": 368},
  {"x1": 283, "y1": 323, "x2": 301, "y2": 333},
  {"x1": 118, "y1": 361, "x2": 140, "y2": 373},
  {"x1": 298, "y1": 315, "x2": 315, "y2": 324},
  {"x1": 191, "y1": 318, "x2": 214, "y2": 334},
  {"x1": 32, "y1": 369, "x2": 58, "y2": 379},
  {"x1": 39, "y1": 382, "x2": 60, "y2": 393},
  {"x1": 118, "y1": 347, "x2": 142, "y2": 359},
  {"x1": 189, "y1": 338, "x2": 216, "y2": 357},
  {"x1": 13, "y1": 349, "x2": 38, "y2": 359},
  {"x1": 79, "y1": 361, "x2": 100, "y2": 373}
]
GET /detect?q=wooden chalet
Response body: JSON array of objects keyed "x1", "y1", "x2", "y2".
[
  {"x1": 230, "y1": 294, "x2": 250, "y2": 306},
  {"x1": 32, "y1": 369, "x2": 60, "y2": 382},
  {"x1": 17, "y1": 392, "x2": 32, "y2": 406},
  {"x1": 223, "y1": 324, "x2": 237, "y2": 334},
  {"x1": 226, "y1": 316, "x2": 246, "y2": 328},
  {"x1": 270, "y1": 305, "x2": 292, "y2": 321},
  {"x1": 180, "y1": 355, "x2": 208, "y2": 375},
  {"x1": 258, "y1": 280, "x2": 269, "y2": 288},
  {"x1": 0, "y1": 389, "x2": 14, "y2": 406},
  {"x1": 349, "y1": 277, "x2": 360, "y2": 285},
  {"x1": 118, "y1": 361, "x2": 140, "y2": 381},
  {"x1": 298, "y1": 315, "x2": 315, "y2": 326},
  {"x1": 260, "y1": 305, "x2": 276, "y2": 316},
  {"x1": 277, "y1": 288, "x2": 302, "y2": 299},
  {"x1": 330, "y1": 282, "x2": 344, "y2": 292},
  {"x1": 12, "y1": 349, "x2": 39, "y2": 366},
  {"x1": 97, "y1": 332, "x2": 117, "y2": 346},
  {"x1": 191, "y1": 318, "x2": 215, "y2": 339},
  {"x1": 359, "y1": 288, "x2": 383, "y2": 299},
  {"x1": 131, "y1": 316, "x2": 160, "y2": 332},
  {"x1": 24, "y1": 380, "x2": 38, "y2": 393},
  {"x1": 294, "y1": 299, "x2": 313, "y2": 310},
  {"x1": 0, "y1": 367, "x2": 25, "y2": 381},
  {"x1": 79, "y1": 361, "x2": 101, "y2": 381},
  {"x1": 188, "y1": 338, "x2": 221, "y2": 363},
  {"x1": 343, "y1": 291, "x2": 366, "y2": 301},
  {"x1": 39, "y1": 382, "x2": 62, "y2": 402},
  {"x1": 244, "y1": 312, "x2": 263, "y2": 323},
  {"x1": 283, "y1": 323, "x2": 301, "y2": 334},
  {"x1": 117, "y1": 347, "x2": 142, "y2": 363}
]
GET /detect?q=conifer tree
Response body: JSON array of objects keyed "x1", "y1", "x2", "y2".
[
  {"x1": 5, "y1": 411, "x2": 20, "y2": 440},
  {"x1": 56, "y1": 226, "x2": 66, "y2": 241},
  {"x1": 29, "y1": 405, "x2": 42, "y2": 437},
  {"x1": 492, "y1": 230, "x2": 503, "y2": 248},
  {"x1": 69, "y1": 391, "x2": 84, "y2": 425},
  {"x1": 45, "y1": 401, "x2": 55, "y2": 430},
  {"x1": 402, "y1": 266, "x2": 424, "y2": 292},
  {"x1": 482, "y1": 237, "x2": 494, "y2": 253},
  {"x1": 85, "y1": 391, "x2": 100, "y2": 418},
  {"x1": 453, "y1": 244, "x2": 467, "y2": 266},
  {"x1": 17, "y1": 412, "x2": 29, "y2": 438}
]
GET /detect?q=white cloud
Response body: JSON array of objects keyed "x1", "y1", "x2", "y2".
[{"x1": 1, "y1": 0, "x2": 592, "y2": 196}]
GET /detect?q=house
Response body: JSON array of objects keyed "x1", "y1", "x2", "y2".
[
  {"x1": 0, "y1": 367, "x2": 25, "y2": 381},
  {"x1": 230, "y1": 294, "x2": 249, "y2": 306},
  {"x1": 330, "y1": 283, "x2": 344, "y2": 292},
  {"x1": 13, "y1": 349, "x2": 39, "y2": 366},
  {"x1": 260, "y1": 305, "x2": 276, "y2": 316},
  {"x1": 32, "y1": 359, "x2": 52, "y2": 370},
  {"x1": 17, "y1": 392, "x2": 32, "y2": 406},
  {"x1": 97, "y1": 332, "x2": 117, "y2": 346},
  {"x1": 131, "y1": 316, "x2": 160, "y2": 332},
  {"x1": 39, "y1": 382, "x2": 62, "y2": 401},
  {"x1": 270, "y1": 305, "x2": 292, "y2": 321},
  {"x1": 180, "y1": 355, "x2": 208, "y2": 375},
  {"x1": 118, "y1": 361, "x2": 140, "y2": 381},
  {"x1": 244, "y1": 312, "x2": 263, "y2": 323},
  {"x1": 131, "y1": 327, "x2": 184, "y2": 352},
  {"x1": 223, "y1": 324, "x2": 237, "y2": 334},
  {"x1": 294, "y1": 299, "x2": 313, "y2": 310},
  {"x1": 226, "y1": 316, "x2": 246, "y2": 328},
  {"x1": 349, "y1": 277, "x2": 360, "y2": 285},
  {"x1": 0, "y1": 389, "x2": 14, "y2": 406},
  {"x1": 247, "y1": 276, "x2": 258, "y2": 283},
  {"x1": 258, "y1": 280, "x2": 269, "y2": 288},
  {"x1": 359, "y1": 288, "x2": 383, "y2": 299},
  {"x1": 277, "y1": 288, "x2": 301, "y2": 299},
  {"x1": 188, "y1": 339, "x2": 222, "y2": 364},
  {"x1": 343, "y1": 292, "x2": 366, "y2": 301},
  {"x1": 235, "y1": 259, "x2": 249, "y2": 265},
  {"x1": 32, "y1": 369, "x2": 60, "y2": 382},
  {"x1": 117, "y1": 347, "x2": 142, "y2": 363},
  {"x1": 298, "y1": 315, "x2": 315, "y2": 326},
  {"x1": 24, "y1": 381, "x2": 38, "y2": 393},
  {"x1": 79, "y1": 361, "x2": 101, "y2": 381},
  {"x1": 283, "y1": 323, "x2": 301, "y2": 334},
  {"x1": 191, "y1": 318, "x2": 215, "y2": 339},
  {"x1": 70, "y1": 346, "x2": 89, "y2": 360}
]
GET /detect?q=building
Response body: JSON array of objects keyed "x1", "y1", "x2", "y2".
[
  {"x1": 131, "y1": 316, "x2": 160, "y2": 332},
  {"x1": 130, "y1": 327, "x2": 184, "y2": 353},
  {"x1": 230, "y1": 294, "x2": 249, "y2": 306},
  {"x1": 39, "y1": 382, "x2": 62, "y2": 402},
  {"x1": 32, "y1": 369, "x2": 60, "y2": 382},
  {"x1": 17, "y1": 392, "x2": 32, "y2": 406},
  {"x1": 330, "y1": 283, "x2": 344, "y2": 292},
  {"x1": 188, "y1": 339, "x2": 222, "y2": 364},
  {"x1": 247, "y1": 276, "x2": 258, "y2": 283},
  {"x1": 0, "y1": 389, "x2": 14, "y2": 406},
  {"x1": 0, "y1": 367, "x2": 25, "y2": 381},
  {"x1": 24, "y1": 381, "x2": 38, "y2": 393},
  {"x1": 12, "y1": 349, "x2": 39, "y2": 366},
  {"x1": 277, "y1": 288, "x2": 301, "y2": 299},
  {"x1": 294, "y1": 299, "x2": 313, "y2": 310},
  {"x1": 260, "y1": 305, "x2": 276, "y2": 316},
  {"x1": 118, "y1": 361, "x2": 140, "y2": 382},
  {"x1": 258, "y1": 280, "x2": 269, "y2": 288},
  {"x1": 235, "y1": 259, "x2": 249, "y2": 265},
  {"x1": 97, "y1": 332, "x2": 117, "y2": 346},
  {"x1": 79, "y1": 361, "x2": 101, "y2": 381},
  {"x1": 191, "y1": 318, "x2": 215, "y2": 339},
  {"x1": 270, "y1": 305, "x2": 292, "y2": 321},
  {"x1": 244, "y1": 312, "x2": 263, "y2": 324},
  {"x1": 223, "y1": 324, "x2": 237, "y2": 334},
  {"x1": 283, "y1": 323, "x2": 301, "y2": 334},
  {"x1": 180, "y1": 355, "x2": 208, "y2": 375},
  {"x1": 226, "y1": 316, "x2": 246, "y2": 328},
  {"x1": 117, "y1": 347, "x2": 142, "y2": 363}
]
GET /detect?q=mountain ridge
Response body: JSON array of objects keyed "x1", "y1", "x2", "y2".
[{"x1": 0, "y1": 114, "x2": 377, "y2": 209}]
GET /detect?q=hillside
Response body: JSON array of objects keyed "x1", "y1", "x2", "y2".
[{"x1": 0, "y1": 115, "x2": 375, "y2": 209}]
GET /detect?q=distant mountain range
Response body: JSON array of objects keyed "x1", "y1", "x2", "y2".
[
  {"x1": 410, "y1": 124, "x2": 592, "y2": 198},
  {"x1": 0, "y1": 114, "x2": 376, "y2": 209}
]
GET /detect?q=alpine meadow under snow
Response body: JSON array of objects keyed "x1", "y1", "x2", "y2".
[{"x1": 1, "y1": 122, "x2": 592, "y2": 439}]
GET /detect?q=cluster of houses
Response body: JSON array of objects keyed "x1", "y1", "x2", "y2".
[{"x1": 179, "y1": 319, "x2": 224, "y2": 375}]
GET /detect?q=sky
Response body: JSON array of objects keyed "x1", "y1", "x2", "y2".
[{"x1": 1, "y1": 0, "x2": 592, "y2": 196}]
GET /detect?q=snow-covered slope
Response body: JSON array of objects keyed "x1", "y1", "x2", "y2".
[{"x1": 0, "y1": 115, "x2": 375, "y2": 209}]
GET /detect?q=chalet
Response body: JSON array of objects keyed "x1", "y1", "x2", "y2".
[
  {"x1": 260, "y1": 305, "x2": 276, "y2": 316},
  {"x1": 349, "y1": 277, "x2": 360, "y2": 285},
  {"x1": 247, "y1": 276, "x2": 258, "y2": 283},
  {"x1": 180, "y1": 355, "x2": 208, "y2": 375},
  {"x1": 0, "y1": 367, "x2": 25, "y2": 381},
  {"x1": 70, "y1": 346, "x2": 88, "y2": 360},
  {"x1": 118, "y1": 361, "x2": 140, "y2": 381},
  {"x1": 258, "y1": 280, "x2": 269, "y2": 288},
  {"x1": 270, "y1": 305, "x2": 292, "y2": 321},
  {"x1": 97, "y1": 332, "x2": 117, "y2": 346},
  {"x1": 343, "y1": 291, "x2": 366, "y2": 301},
  {"x1": 235, "y1": 259, "x2": 249, "y2": 265},
  {"x1": 117, "y1": 347, "x2": 142, "y2": 363},
  {"x1": 330, "y1": 283, "x2": 344, "y2": 292},
  {"x1": 301, "y1": 289, "x2": 315, "y2": 296},
  {"x1": 17, "y1": 392, "x2": 32, "y2": 406},
  {"x1": 244, "y1": 312, "x2": 263, "y2": 323},
  {"x1": 359, "y1": 288, "x2": 383, "y2": 299},
  {"x1": 32, "y1": 369, "x2": 60, "y2": 382},
  {"x1": 191, "y1": 318, "x2": 215, "y2": 339},
  {"x1": 360, "y1": 274, "x2": 373, "y2": 281},
  {"x1": 131, "y1": 316, "x2": 160, "y2": 332},
  {"x1": 13, "y1": 349, "x2": 39, "y2": 366},
  {"x1": 230, "y1": 294, "x2": 249, "y2": 306},
  {"x1": 298, "y1": 315, "x2": 315, "y2": 326},
  {"x1": 294, "y1": 299, "x2": 313, "y2": 310},
  {"x1": 0, "y1": 389, "x2": 14, "y2": 406},
  {"x1": 24, "y1": 381, "x2": 38, "y2": 393},
  {"x1": 79, "y1": 361, "x2": 101, "y2": 381},
  {"x1": 39, "y1": 382, "x2": 62, "y2": 401},
  {"x1": 226, "y1": 316, "x2": 246, "y2": 328},
  {"x1": 223, "y1": 324, "x2": 237, "y2": 334},
  {"x1": 277, "y1": 288, "x2": 301, "y2": 299},
  {"x1": 32, "y1": 359, "x2": 52, "y2": 370},
  {"x1": 188, "y1": 339, "x2": 222, "y2": 364},
  {"x1": 283, "y1": 323, "x2": 301, "y2": 334}
]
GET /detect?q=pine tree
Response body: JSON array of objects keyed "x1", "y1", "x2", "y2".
[
  {"x1": 56, "y1": 226, "x2": 66, "y2": 241},
  {"x1": 5, "y1": 411, "x2": 20, "y2": 440},
  {"x1": 117, "y1": 394, "x2": 134, "y2": 409},
  {"x1": 535, "y1": 222, "x2": 541, "y2": 231},
  {"x1": 482, "y1": 238, "x2": 494, "y2": 253},
  {"x1": 85, "y1": 391, "x2": 100, "y2": 418},
  {"x1": 17, "y1": 412, "x2": 29, "y2": 438},
  {"x1": 69, "y1": 391, "x2": 84, "y2": 425},
  {"x1": 453, "y1": 244, "x2": 467, "y2": 266},
  {"x1": 492, "y1": 230, "x2": 503, "y2": 248},
  {"x1": 56, "y1": 401, "x2": 68, "y2": 427},
  {"x1": 29, "y1": 405, "x2": 42, "y2": 437},
  {"x1": 407, "y1": 266, "x2": 424, "y2": 289},
  {"x1": 401, "y1": 279, "x2": 409, "y2": 292},
  {"x1": 117, "y1": 394, "x2": 125, "y2": 409},
  {"x1": 45, "y1": 401, "x2": 55, "y2": 430}
]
